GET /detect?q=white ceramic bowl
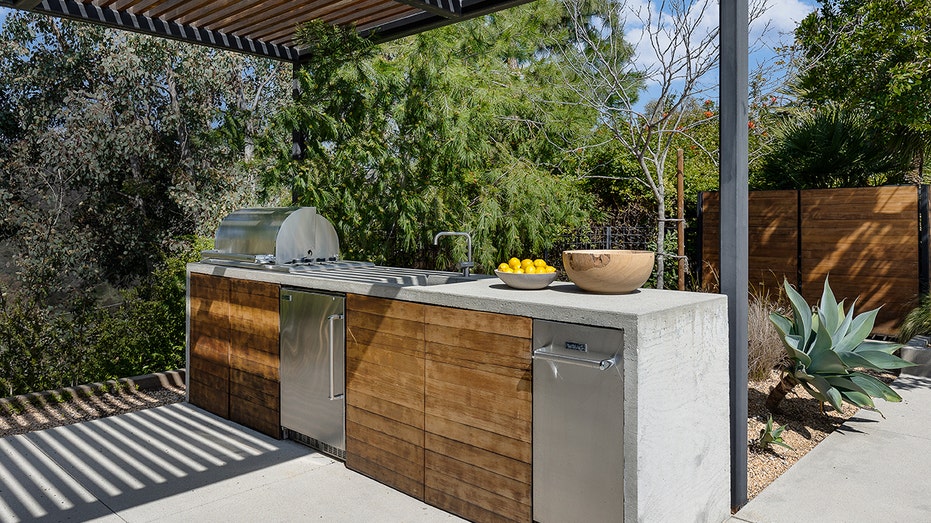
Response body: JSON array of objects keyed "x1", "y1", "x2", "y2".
[
  {"x1": 494, "y1": 269, "x2": 558, "y2": 290},
  {"x1": 562, "y1": 249, "x2": 655, "y2": 294}
]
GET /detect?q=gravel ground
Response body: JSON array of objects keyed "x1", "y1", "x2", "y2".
[
  {"x1": 0, "y1": 384, "x2": 186, "y2": 438},
  {"x1": 746, "y1": 369, "x2": 896, "y2": 500}
]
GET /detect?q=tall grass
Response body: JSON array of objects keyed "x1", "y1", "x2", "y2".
[
  {"x1": 899, "y1": 297, "x2": 931, "y2": 343},
  {"x1": 748, "y1": 285, "x2": 788, "y2": 382}
]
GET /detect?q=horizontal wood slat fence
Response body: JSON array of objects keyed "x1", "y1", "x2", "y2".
[{"x1": 699, "y1": 185, "x2": 930, "y2": 335}]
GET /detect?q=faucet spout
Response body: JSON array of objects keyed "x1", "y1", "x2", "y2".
[{"x1": 433, "y1": 231, "x2": 473, "y2": 277}]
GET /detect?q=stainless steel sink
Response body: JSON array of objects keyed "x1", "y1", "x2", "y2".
[
  {"x1": 421, "y1": 274, "x2": 492, "y2": 286},
  {"x1": 285, "y1": 264, "x2": 491, "y2": 287}
]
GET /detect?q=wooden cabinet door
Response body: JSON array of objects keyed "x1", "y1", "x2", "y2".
[
  {"x1": 424, "y1": 306, "x2": 533, "y2": 523},
  {"x1": 345, "y1": 294, "x2": 426, "y2": 499},
  {"x1": 188, "y1": 274, "x2": 280, "y2": 438},
  {"x1": 228, "y1": 279, "x2": 281, "y2": 438},
  {"x1": 189, "y1": 273, "x2": 231, "y2": 418}
]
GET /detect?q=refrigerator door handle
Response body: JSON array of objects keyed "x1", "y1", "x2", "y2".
[
  {"x1": 533, "y1": 345, "x2": 618, "y2": 371},
  {"x1": 327, "y1": 313, "x2": 345, "y2": 401}
]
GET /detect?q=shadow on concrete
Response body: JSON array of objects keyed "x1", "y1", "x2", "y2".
[{"x1": 0, "y1": 403, "x2": 308, "y2": 522}]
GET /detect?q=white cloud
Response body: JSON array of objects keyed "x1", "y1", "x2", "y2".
[
  {"x1": 762, "y1": 0, "x2": 817, "y2": 33},
  {"x1": 616, "y1": 0, "x2": 818, "y2": 105}
]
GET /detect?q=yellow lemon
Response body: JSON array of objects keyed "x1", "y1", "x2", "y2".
[
  {"x1": 514, "y1": 267, "x2": 525, "y2": 274},
  {"x1": 545, "y1": 266, "x2": 557, "y2": 273},
  {"x1": 521, "y1": 258, "x2": 533, "y2": 268},
  {"x1": 498, "y1": 262, "x2": 510, "y2": 271},
  {"x1": 525, "y1": 265, "x2": 537, "y2": 274},
  {"x1": 533, "y1": 259, "x2": 546, "y2": 267},
  {"x1": 509, "y1": 258, "x2": 521, "y2": 269}
]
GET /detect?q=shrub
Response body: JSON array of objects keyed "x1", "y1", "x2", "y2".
[
  {"x1": 898, "y1": 296, "x2": 931, "y2": 343},
  {"x1": 748, "y1": 285, "x2": 788, "y2": 381}
]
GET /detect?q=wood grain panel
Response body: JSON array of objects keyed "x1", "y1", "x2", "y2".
[
  {"x1": 229, "y1": 369, "x2": 280, "y2": 410},
  {"x1": 346, "y1": 429, "x2": 425, "y2": 499},
  {"x1": 189, "y1": 356, "x2": 229, "y2": 384},
  {"x1": 425, "y1": 468, "x2": 528, "y2": 523},
  {"x1": 188, "y1": 274, "x2": 281, "y2": 435},
  {"x1": 229, "y1": 396, "x2": 280, "y2": 438},
  {"x1": 801, "y1": 186, "x2": 918, "y2": 333},
  {"x1": 425, "y1": 325, "x2": 532, "y2": 372},
  {"x1": 424, "y1": 305, "x2": 531, "y2": 523},
  {"x1": 426, "y1": 432, "x2": 531, "y2": 485},
  {"x1": 348, "y1": 454, "x2": 425, "y2": 500},
  {"x1": 426, "y1": 450, "x2": 530, "y2": 507},
  {"x1": 188, "y1": 376, "x2": 229, "y2": 418},
  {"x1": 345, "y1": 295, "x2": 426, "y2": 501},
  {"x1": 188, "y1": 274, "x2": 230, "y2": 418},
  {"x1": 424, "y1": 414, "x2": 531, "y2": 464},
  {"x1": 347, "y1": 389, "x2": 424, "y2": 430},
  {"x1": 349, "y1": 310, "x2": 424, "y2": 340},
  {"x1": 229, "y1": 350, "x2": 279, "y2": 380},
  {"x1": 348, "y1": 293, "x2": 425, "y2": 320},
  {"x1": 424, "y1": 306, "x2": 532, "y2": 339},
  {"x1": 701, "y1": 187, "x2": 919, "y2": 333},
  {"x1": 424, "y1": 487, "x2": 513, "y2": 523}
]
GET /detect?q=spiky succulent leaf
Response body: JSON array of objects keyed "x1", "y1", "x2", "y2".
[
  {"x1": 819, "y1": 277, "x2": 841, "y2": 334},
  {"x1": 835, "y1": 350, "x2": 876, "y2": 369},
  {"x1": 840, "y1": 390, "x2": 876, "y2": 409},
  {"x1": 809, "y1": 348, "x2": 848, "y2": 374},
  {"x1": 853, "y1": 350, "x2": 915, "y2": 370},
  {"x1": 806, "y1": 374, "x2": 844, "y2": 412},
  {"x1": 784, "y1": 278, "x2": 813, "y2": 349},
  {"x1": 855, "y1": 340, "x2": 904, "y2": 355},
  {"x1": 834, "y1": 308, "x2": 879, "y2": 353},
  {"x1": 756, "y1": 415, "x2": 794, "y2": 451},
  {"x1": 837, "y1": 300, "x2": 854, "y2": 338},
  {"x1": 770, "y1": 312, "x2": 794, "y2": 339},
  {"x1": 849, "y1": 372, "x2": 903, "y2": 402},
  {"x1": 809, "y1": 316, "x2": 835, "y2": 358}
]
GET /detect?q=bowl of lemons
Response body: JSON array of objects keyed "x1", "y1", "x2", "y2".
[{"x1": 494, "y1": 257, "x2": 558, "y2": 290}]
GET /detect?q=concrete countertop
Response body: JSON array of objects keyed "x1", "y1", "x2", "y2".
[{"x1": 188, "y1": 262, "x2": 725, "y2": 331}]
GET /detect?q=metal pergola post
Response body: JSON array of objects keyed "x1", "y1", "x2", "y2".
[{"x1": 719, "y1": 0, "x2": 749, "y2": 510}]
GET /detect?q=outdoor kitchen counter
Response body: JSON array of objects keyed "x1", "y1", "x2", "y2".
[
  {"x1": 186, "y1": 261, "x2": 731, "y2": 522},
  {"x1": 186, "y1": 262, "x2": 725, "y2": 332}
]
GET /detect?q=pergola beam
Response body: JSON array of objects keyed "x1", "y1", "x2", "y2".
[
  {"x1": 391, "y1": 0, "x2": 462, "y2": 19},
  {"x1": 33, "y1": 0, "x2": 298, "y2": 61},
  {"x1": 363, "y1": 0, "x2": 533, "y2": 43}
]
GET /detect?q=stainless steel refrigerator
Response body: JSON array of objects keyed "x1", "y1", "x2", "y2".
[{"x1": 279, "y1": 288, "x2": 345, "y2": 459}]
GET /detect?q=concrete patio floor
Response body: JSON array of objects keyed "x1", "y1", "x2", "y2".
[
  {"x1": 5, "y1": 376, "x2": 931, "y2": 522},
  {"x1": 0, "y1": 402, "x2": 463, "y2": 523}
]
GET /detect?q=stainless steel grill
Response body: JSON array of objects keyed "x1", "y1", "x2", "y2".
[{"x1": 202, "y1": 207, "x2": 338, "y2": 264}]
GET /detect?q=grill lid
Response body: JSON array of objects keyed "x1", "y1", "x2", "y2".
[{"x1": 203, "y1": 207, "x2": 339, "y2": 264}]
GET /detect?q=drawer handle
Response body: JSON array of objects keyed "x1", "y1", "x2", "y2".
[
  {"x1": 328, "y1": 313, "x2": 345, "y2": 401},
  {"x1": 533, "y1": 346, "x2": 618, "y2": 371}
]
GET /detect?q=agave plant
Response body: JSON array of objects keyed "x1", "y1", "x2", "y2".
[
  {"x1": 755, "y1": 415, "x2": 793, "y2": 451},
  {"x1": 766, "y1": 278, "x2": 914, "y2": 413}
]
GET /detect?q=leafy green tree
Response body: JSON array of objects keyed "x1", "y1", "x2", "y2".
[
  {"x1": 794, "y1": 0, "x2": 931, "y2": 175},
  {"x1": 754, "y1": 105, "x2": 911, "y2": 189},
  {"x1": 0, "y1": 12, "x2": 288, "y2": 394},
  {"x1": 274, "y1": 4, "x2": 599, "y2": 271}
]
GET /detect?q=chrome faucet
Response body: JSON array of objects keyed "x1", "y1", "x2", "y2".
[{"x1": 433, "y1": 231, "x2": 474, "y2": 277}]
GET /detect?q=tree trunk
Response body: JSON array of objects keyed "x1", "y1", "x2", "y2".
[
  {"x1": 655, "y1": 198, "x2": 666, "y2": 289},
  {"x1": 765, "y1": 374, "x2": 797, "y2": 412}
]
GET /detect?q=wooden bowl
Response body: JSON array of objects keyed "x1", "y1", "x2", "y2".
[{"x1": 562, "y1": 250, "x2": 655, "y2": 294}]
